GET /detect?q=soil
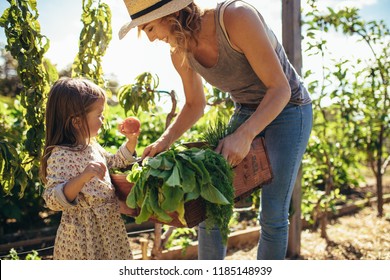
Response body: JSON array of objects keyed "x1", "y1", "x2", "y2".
[
  {"x1": 225, "y1": 203, "x2": 390, "y2": 260},
  {"x1": 127, "y1": 202, "x2": 390, "y2": 260},
  {"x1": 128, "y1": 181, "x2": 390, "y2": 260},
  {"x1": 7, "y1": 183, "x2": 387, "y2": 260},
  {"x1": 224, "y1": 180, "x2": 390, "y2": 260}
]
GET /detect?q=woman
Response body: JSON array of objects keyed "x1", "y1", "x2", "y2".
[{"x1": 119, "y1": 0, "x2": 313, "y2": 260}]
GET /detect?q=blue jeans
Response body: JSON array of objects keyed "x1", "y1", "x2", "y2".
[{"x1": 198, "y1": 103, "x2": 313, "y2": 260}]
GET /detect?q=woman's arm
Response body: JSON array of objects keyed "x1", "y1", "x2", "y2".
[
  {"x1": 216, "y1": 2, "x2": 291, "y2": 166},
  {"x1": 142, "y1": 51, "x2": 206, "y2": 158}
]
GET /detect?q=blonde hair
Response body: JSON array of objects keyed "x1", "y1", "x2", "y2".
[
  {"x1": 40, "y1": 77, "x2": 106, "y2": 183},
  {"x1": 164, "y1": 3, "x2": 203, "y2": 55},
  {"x1": 138, "y1": 3, "x2": 203, "y2": 62}
]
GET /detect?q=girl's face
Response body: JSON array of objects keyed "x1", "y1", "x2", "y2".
[
  {"x1": 139, "y1": 18, "x2": 174, "y2": 46},
  {"x1": 86, "y1": 98, "x2": 105, "y2": 139}
]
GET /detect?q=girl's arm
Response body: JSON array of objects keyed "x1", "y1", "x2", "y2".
[
  {"x1": 142, "y1": 51, "x2": 206, "y2": 158},
  {"x1": 122, "y1": 134, "x2": 138, "y2": 156},
  {"x1": 101, "y1": 132, "x2": 139, "y2": 169},
  {"x1": 215, "y1": 2, "x2": 291, "y2": 166},
  {"x1": 43, "y1": 149, "x2": 106, "y2": 211},
  {"x1": 62, "y1": 162, "x2": 106, "y2": 202}
]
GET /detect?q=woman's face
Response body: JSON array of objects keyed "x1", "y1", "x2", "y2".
[
  {"x1": 86, "y1": 98, "x2": 105, "y2": 139},
  {"x1": 139, "y1": 18, "x2": 174, "y2": 46}
]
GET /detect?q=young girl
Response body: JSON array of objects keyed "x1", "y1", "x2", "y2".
[{"x1": 40, "y1": 77, "x2": 138, "y2": 260}]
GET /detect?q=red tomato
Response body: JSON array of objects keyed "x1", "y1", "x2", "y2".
[{"x1": 121, "y1": 117, "x2": 141, "y2": 134}]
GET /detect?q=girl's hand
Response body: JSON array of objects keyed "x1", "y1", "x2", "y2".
[
  {"x1": 118, "y1": 124, "x2": 141, "y2": 139},
  {"x1": 81, "y1": 161, "x2": 107, "y2": 182},
  {"x1": 118, "y1": 123, "x2": 140, "y2": 156},
  {"x1": 215, "y1": 133, "x2": 252, "y2": 167},
  {"x1": 62, "y1": 161, "x2": 107, "y2": 202}
]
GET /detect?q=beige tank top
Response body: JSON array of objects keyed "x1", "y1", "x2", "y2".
[{"x1": 188, "y1": 0, "x2": 311, "y2": 105}]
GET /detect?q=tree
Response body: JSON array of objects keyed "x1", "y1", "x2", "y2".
[
  {"x1": 72, "y1": 0, "x2": 112, "y2": 92},
  {"x1": 303, "y1": 1, "x2": 389, "y2": 224},
  {"x1": 0, "y1": 0, "x2": 57, "y2": 196}
]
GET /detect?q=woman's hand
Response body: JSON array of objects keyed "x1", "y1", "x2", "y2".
[
  {"x1": 141, "y1": 137, "x2": 171, "y2": 159},
  {"x1": 215, "y1": 132, "x2": 252, "y2": 167}
]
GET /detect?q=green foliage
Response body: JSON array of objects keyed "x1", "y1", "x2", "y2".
[
  {"x1": 127, "y1": 148, "x2": 234, "y2": 243},
  {"x1": 0, "y1": 0, "x2": 388, "y2": 241},
  {"x1": 117, "y1": 72, "x2": 160, "y2": 115},
  {"x1": 0, "y1": 0, "x2": 57, "y2": 195},
  {"x1": 204, "y1": 82, "x2": 234, "y2": 109},
  {"x1": 72, "y1": 0, "x2": 112, "y2": 90},
  {"x1": 0, "y1": 98, "x2": 61, "y2": 235},
  {"x1": 99, "y1": 102, "x2": 166, "y2": 155},
  {"x1": 302, "y1": 0, "x2": 389, "y2": 219},
  {"x1": 2, "y1": 248, "x2": 41, "y2": 260},
  {"x1": 200, "y1": 118, "x2": 231, "y2": 149},
  {"x1": 162, "y1": 226, "x2": 197, "y2": 255}
]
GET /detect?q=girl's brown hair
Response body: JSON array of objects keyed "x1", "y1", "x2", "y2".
[{"x1": 39, "y1": 77, "x2": 106, "y2": 183}]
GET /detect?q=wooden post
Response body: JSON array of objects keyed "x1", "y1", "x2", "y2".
[
  {"x1": 282, "y1": 0, "x2": 302, "y2": 258},
  {"x1": 282, "y1": 0, "x2": 302, "y2": 73},
  {"x1": 140, "y1": 238, "x2": 150, "y2": 260}
]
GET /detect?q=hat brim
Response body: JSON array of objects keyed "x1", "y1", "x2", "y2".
[{"x1": 119, "y1": 0, "x2": 193, "y2": 40}]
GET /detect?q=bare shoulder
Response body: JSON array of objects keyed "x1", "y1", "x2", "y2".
[
  {"x1": 223, "y1": 1, "x2": 260, "y2": 27},
  {"x1": 223, "y1": 1, "x2": 267, "y2": 51}
]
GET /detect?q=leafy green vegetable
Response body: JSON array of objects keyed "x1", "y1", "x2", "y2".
[
  {"x1": 200, "y1": 118, "x2": 235, "y2": 149},
  {"x1": 126, "y1": 147, "x2": 234, "y2": 243}
]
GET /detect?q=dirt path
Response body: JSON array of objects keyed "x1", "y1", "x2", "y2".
[{"x1": 225, "y1": 203, "x2": 390, "y2": 260}]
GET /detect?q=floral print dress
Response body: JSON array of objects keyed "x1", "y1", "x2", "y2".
[{"x1": 43, "y1": 142, "x2": 135, "y2": 260}]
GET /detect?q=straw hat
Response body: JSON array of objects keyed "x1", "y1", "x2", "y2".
[{"x1": 119, "y1": 0, "x2": 194, "y2": 39}]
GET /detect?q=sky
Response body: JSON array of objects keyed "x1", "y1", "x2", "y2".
[{"x1": 0, "y1": 0, "x2": 389, "y2": 105}]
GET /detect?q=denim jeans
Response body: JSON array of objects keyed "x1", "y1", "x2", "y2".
[{"x1": 198, "y1": 103, "x2": 313, "y2": 260}]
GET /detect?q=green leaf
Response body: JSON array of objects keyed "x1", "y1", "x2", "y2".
[
  {"x1": 159, "y1": 154, "x2": 175, "y2": 170},
  {"x1": 135, "y1": 190, "x2": 153, "y2": 224},
  {"x1": 184, "y1": 190, "x2": 200, "y2": 202},
  {"x1": 149, "y1": 187, "x2": 172, "y2": 223},
  {"x1": 191, "y1": 157, "x2": 211, "y2": 184},
  {"x1": 165, "y1": 165, "x2": 180, "y2": 187},
  {"x1": 155, "y1": 170, "x2": 172, "y2": 181},
  {"x1": 176, "y1": 153, "x2": 206, "y2": 183},
  {"x1": 147, "y1": 156, "x2": 162, "y2": 169},
  {"x1": 161, "y1": 185, "x2": 184, "y2": 211},
  {"x1": 126, "y1": 186, "x2": 137, "y2": 209},
  {"x1": 176, "y1": 157, "x2": 196, "y2": 193},
  {"x1": 200, "y1": 183, "x2": 230, "y2": 205},
  {"x1": 175, "y1": 199, "x2": 186, "y2": 226}
]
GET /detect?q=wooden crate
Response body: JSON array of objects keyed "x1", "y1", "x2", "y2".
[
  {"x1": 110, "y1": 173, "x2": 206, "y2": 228},
  {"x1": 183, "y1": 137, "x2": 273, "y2": 202},
  {"x1": 110, "y1": 137, "x2": 272, "y2": 227},
  {"x1": 232, "y1": 137, "x2": 273, "y2": 202}
]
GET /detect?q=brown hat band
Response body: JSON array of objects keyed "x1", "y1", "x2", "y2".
[{"x1": 131, "y1": 0, "x2": 173, "y2": 20}]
